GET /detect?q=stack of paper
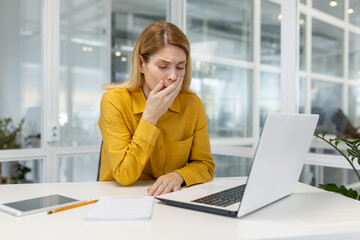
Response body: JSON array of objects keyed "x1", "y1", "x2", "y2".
[{"x1": 85, "y1": 196, "x2": 154, "y2": 221}]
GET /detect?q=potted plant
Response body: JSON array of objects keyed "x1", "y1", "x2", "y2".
[
  {"x1": 313, "y1": 131, "x2": 360, "y2": 200},
  {"x1": 0, "y1": 118, "x2": 24, "y2": 150},
  {"x1": 0, "y1": 118, "x2": 31, "y2": 183},
  {"x1": 13, "y1": 162, "x2": 32, "y2": 184}
]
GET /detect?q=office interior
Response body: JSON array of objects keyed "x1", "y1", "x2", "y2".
[{"x1": 0, "y1": 0, "x2": 359, "y2": 190}]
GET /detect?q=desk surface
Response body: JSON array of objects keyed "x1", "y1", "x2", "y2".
[{"x1": 1, "y1": 177, "x2": 360, "y2": 240}]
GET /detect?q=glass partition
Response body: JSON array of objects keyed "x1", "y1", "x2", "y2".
[
  {"x1": 191, "y1": 64, "x2": 253, "y2": 139},
  {"x1": 0, "y1": 159, "x2": 42, "y2": 184},
  {"x1": 260, "y1": 72, "x2": 280, "y2": 127},
  {"x1": 300, "y1": 14, "x2": 306, "y2": 71},
  {"x1": 348, "y1": 86, "x2": 360, "y2": 136},
  {"x1": 59, "y1": 0, "x2": 168, "y2": 147},
  {"x1": 59, "y1": 155, "x2": 98, "y2": 182},
  {"x1": 311, "y1": 80, "x2": 343, "y2": 134},
  {"x1": 312, "y1": 0, "x2": 344, "y2": 20},
  {"x1": 111, "y1": 0, "x2": 169, "y2": 83},
  {"x1": 312, "y1": 19, "x2": 343, "y2": 77},
  {"x1": 186, "y1": 0, "x2": 254, "y2": 146},
  {"x1": 299, "y1": 77, "x2": 306, "y2": 113},
  {"x1": 261, "y1": 0, "x2": 281, "y2": 66},
  {"x1": 300, "y1": 164, "x2": 359, "y2": 190},
  {"x1": 349, "y1": 0, "x2": 360, "y2": 26},
  {"x1": 186, "y1": 0, "x2": 253, "y2": 61},
  {"x1": 0, "y1": 0, "x2": 42, "y2": 150},
  {"x1": 349, "y1": 32, "x2": 360, "y2": 81},
  {"x1": 59, "y1": 0, "x2": 108, "y2": 147},
  {"x1": 213, "y1": 155, "x2": 252, "y2": 177}
]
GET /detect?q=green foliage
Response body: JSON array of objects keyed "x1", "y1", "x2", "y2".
[
  {"x1": 0, "y1": 118, "x2": 25, "y2": 150},
  {"x1": 314, "y1": 131, "x2": 360, "y2": 201},
  {"x1": 314, "y1": 131, "x2": 360, "y2": 181},
  {"x1": 319, "y1": 183, "x2": 360, "y2": 200},
  {"x1": 14, "y1": 162, "x2": 32, "y2": 181},
  {"x1": 0, "y1": 118, "x2": 29, "y2": 182}
]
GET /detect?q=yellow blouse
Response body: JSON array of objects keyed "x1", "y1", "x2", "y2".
[{"x1": 98, "y1": 87, "x2": 215, "y2": 186}]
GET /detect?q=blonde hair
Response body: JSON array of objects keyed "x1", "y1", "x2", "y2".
[{"x1": 104, "y1": 21, "x2": 192, "y2": 92}]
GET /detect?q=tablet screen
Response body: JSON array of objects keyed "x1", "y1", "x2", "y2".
[{"x1": 4, "y1": 194, "x2": 79, "y2": 212}]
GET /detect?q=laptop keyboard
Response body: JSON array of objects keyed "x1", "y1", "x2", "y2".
[{"x1": 191, "y1": 184, "x2": 246, "y2": 207}]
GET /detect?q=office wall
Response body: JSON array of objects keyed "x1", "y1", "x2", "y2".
[{"x1": 0, "y1": 0, "x2": 360, "y2": 187}]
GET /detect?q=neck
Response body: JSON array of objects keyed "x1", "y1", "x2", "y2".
[{"x1": 142, "y1": 84, "x2": 150, "y2": 99}]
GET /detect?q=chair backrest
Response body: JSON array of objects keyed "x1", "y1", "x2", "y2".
[{"x1": 97, "y1": 141, "x2": 103, "y2": 181}]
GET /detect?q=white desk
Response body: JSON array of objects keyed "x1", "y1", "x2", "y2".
[{"x1": 1, "y1": 177, "x2": 360, "y2": 240}]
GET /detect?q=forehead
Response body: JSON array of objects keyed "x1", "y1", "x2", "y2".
[{"x1": 150, "y1": 45, "x2": 186, "y2": 62}]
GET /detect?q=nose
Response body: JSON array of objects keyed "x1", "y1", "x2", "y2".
[{"x1": 167, "y1": 68, "x2": 177, "y2": 82}]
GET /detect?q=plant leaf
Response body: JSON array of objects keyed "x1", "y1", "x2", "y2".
[
  {"x1": 339, "y1": 185, "x2": 348, "y2": 196},
  {"x1": 347, "y1": 188, "x2": 359, "y2": 200},
  {"x1": 322, "y1": 130, "x2": 329, "y2": 138},
  {"x1": 319, "y1": 183, "x2": 339, "y2": 192},
  {"x1": 319, "y1": 183, "x2": 360, "y2": 201}
]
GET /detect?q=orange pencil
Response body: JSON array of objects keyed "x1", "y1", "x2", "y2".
[{"x1": 47, "y1": 200, "x2": 98, "y2": 214}]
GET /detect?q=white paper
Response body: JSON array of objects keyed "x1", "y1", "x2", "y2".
[{"x1": 85, "y1": 196, "x2": 154, "y2": 221}]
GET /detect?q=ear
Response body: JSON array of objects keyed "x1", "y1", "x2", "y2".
[{"x1": 139, "y1": 55, "x2": 145, "y2": 73}]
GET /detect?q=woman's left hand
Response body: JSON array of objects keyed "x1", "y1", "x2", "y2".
[{"x1": 147, "y1": 172, "x2": 184, "y2": 196}]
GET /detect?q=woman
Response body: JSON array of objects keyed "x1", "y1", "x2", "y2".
[{"x1": 98, "y1": 21, "x2": 215, "y2": 196}]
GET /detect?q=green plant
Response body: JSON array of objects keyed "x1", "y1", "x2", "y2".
[
  {"x1": 13, "y1": 162, "x2": 31, "y2": 182},
  {"x1": 0, "y1": 118, "x2": 25, "y2": 150},
  {"x1": 313, "y1": 131, "x2": 360, "y2": 200},
  {"x1": 0, "y1": 118, "x2": 26, "y2": 182}
]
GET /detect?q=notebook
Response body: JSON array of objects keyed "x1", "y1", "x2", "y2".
[
  {"x1": 156, "y1": 113, "x2": 319, "y2": 218},
  {"x1": 85, "y1": 196, "x2": 154, "y2": 221}
]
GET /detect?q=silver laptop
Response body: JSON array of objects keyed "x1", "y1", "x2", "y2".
[{"x1": 156, "y1": 113, "x2": 319, "y2": 218}]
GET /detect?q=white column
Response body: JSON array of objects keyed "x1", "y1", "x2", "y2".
[
  {"x1": 281, "y1": 0, "x2": 299, "y2": 113},
  {"x1": 253, "y1": 0, "x2": 261, "y2": 145},
  {"x1": 43, "y1": 0, "x2": 60, "y2": 182},
  {"x1": 169, "y1": 0, "x2": 186, "y2": 32}
]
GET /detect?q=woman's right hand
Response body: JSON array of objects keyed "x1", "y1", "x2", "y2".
[{"x1": 142, "y1": 76, "x2": 183, "y2": 125}]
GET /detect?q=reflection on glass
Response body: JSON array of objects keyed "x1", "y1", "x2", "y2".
[
  {"x1": 300, "y1": 0, "x2": 306, "y2": 4},
  {"x1": 0, "y1": 0, "x2": 42, "y2": 149},
  {"x1": 60, "y1": 1, "x2": 108, "y2": 147},
  {"x1": 213, "y1": 155, "x2": 252, "y2": 177},
  {"x1": 191, "y1": 63, "x2": 253, "y2": 139},
  {"x1": 0, "y1": 159, "x2": 42, "y2": 184},
  {"x1": 311, "y1": 80, "x2": 343, "y2": 133},
  {"x1": 186, "y1": 0, "x2": 253, "y2": 61},
  {"x1": 261, "y1": 0, "x2": 281, "y2": 66},
  {"x1": 299, "y1": 77, "x2": 306, "y2": 113},
  {"x1": 349, "y1": 0, "x2": 360, "y2": 25},
  {"x1": 300, "y1": 14, "x2": 306, "y2": 71},
  {"x1": 59, "y1": 155, "x2": 98, "y2": 182},
  {"x1": 312, "y1": 0, "x2": 344, "y2": 19},
  {"x1": 349, "y1": 32, "x2": 360, "y2": 81},
  {"x1": 312, "y1": 19, "x2": 343, "y2": 77},
  {"x1": 260, "y1": 72, "x2": 280, "y2": 127},
  {"x1": 59, "y1": 0, "x2": 168, "y2": 147},
  {"x1": 348, "y1": 86, "x2": 360, "y2": 138},
  {"x1": 300, "y1": 165, "x2": 359, "y2": 189},
  {"x1": 111, "y1": 0, "x2": 168, "y2": 83}
]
